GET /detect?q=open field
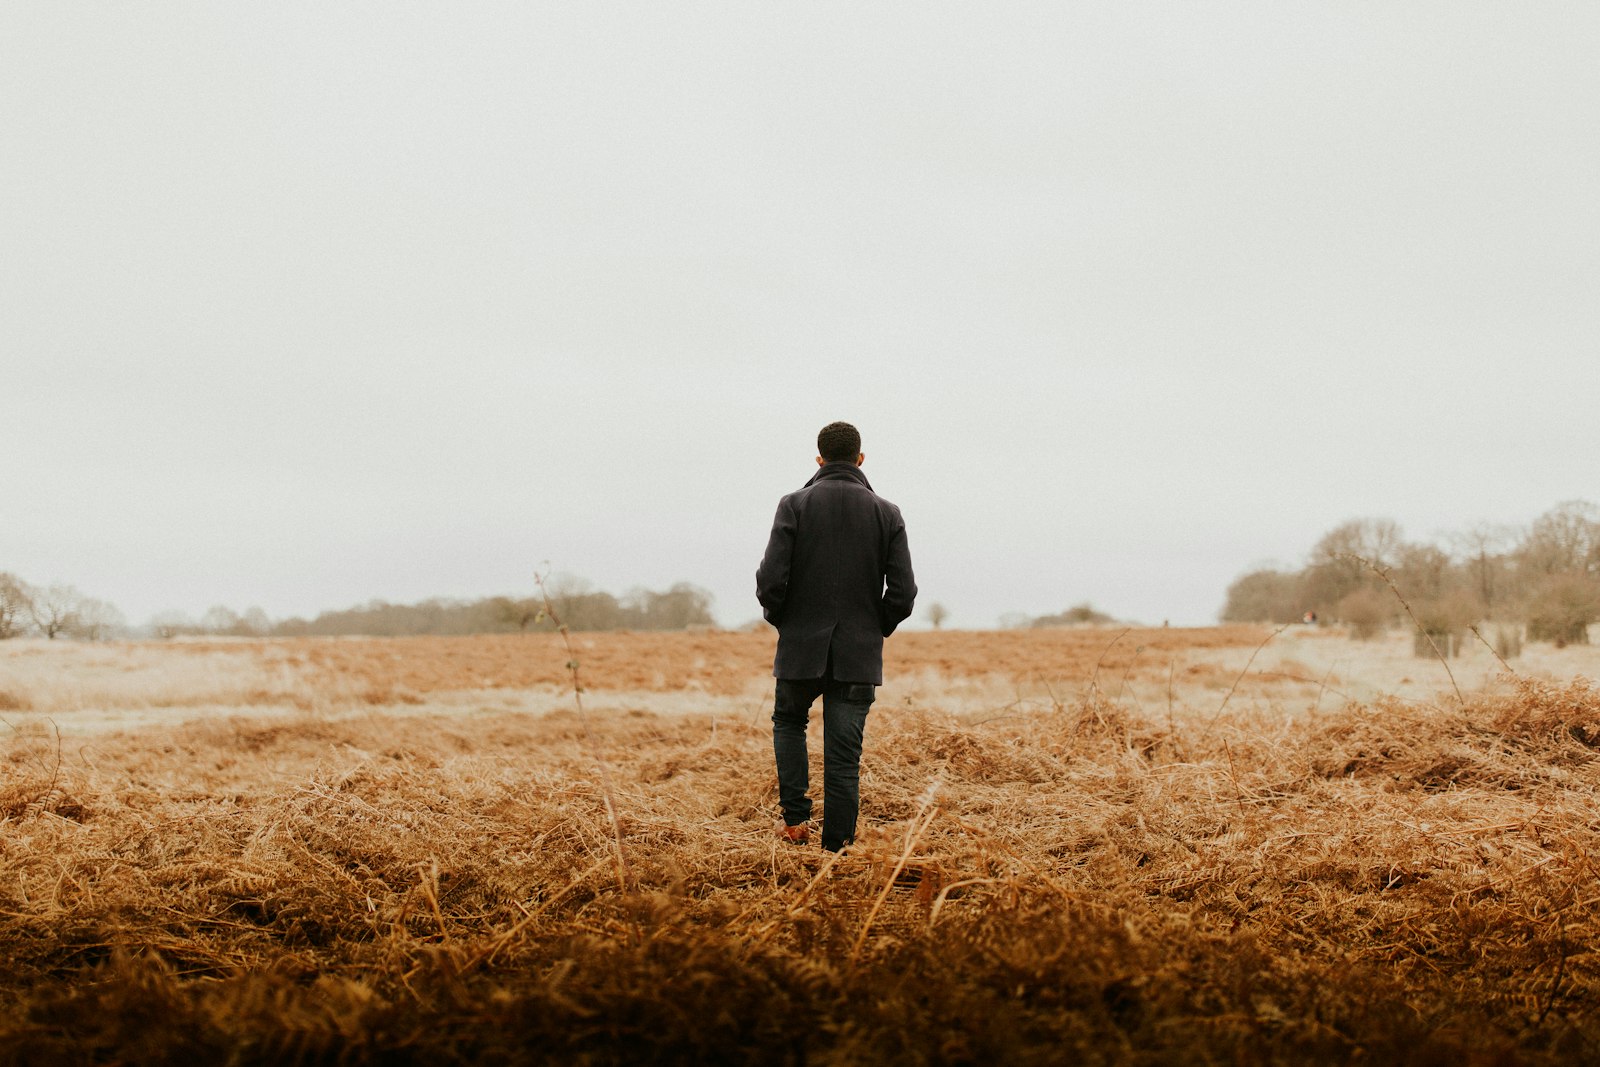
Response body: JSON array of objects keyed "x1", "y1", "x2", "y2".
[
  {"x1": 6, "y1": 623, "x2": 1596, "y2": 732},
  {"x1": 3, "y1": 627, "x2": 1600, "y2": 1063}
]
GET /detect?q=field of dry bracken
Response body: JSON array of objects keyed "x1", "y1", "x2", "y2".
[{"x1": 2, "y1": 626, "x2": 1599, "y2": 1064}]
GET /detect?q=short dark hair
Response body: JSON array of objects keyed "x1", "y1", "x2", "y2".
[{"x1": 817, "y1": 421, "x2": 861, "y2": 462}]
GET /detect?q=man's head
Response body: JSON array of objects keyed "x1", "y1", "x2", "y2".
[{"x1": 816, "y1": 421, "x2": 864, "y2": 467}]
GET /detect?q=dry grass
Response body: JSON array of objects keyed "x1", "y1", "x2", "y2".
[
  {"x1": 2, "y1": 630, "x2": 1599, "y2": 1063},
  {"x1": 89, "y1": 625, "x2": 1269, "y2": 699},
  {"x1": 0, "y1": 640, "x2": 315, "y2": 715},
  {"x1": 0, "y1": 627, "x2": 1272, "y2": 733}
]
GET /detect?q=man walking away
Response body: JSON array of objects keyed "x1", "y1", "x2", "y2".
[{"x1": 755, "y1": 421, "x2": 917, "y2": 852}]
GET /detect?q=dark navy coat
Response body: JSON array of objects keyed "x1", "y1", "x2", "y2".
[{"x1": 755, "y1": 462, "x2": 917, "y2": 684}]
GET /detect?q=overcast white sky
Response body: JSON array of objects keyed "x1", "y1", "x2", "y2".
[{"x1": 3, "y1": 4, "x2": 1597, "y2": 630}]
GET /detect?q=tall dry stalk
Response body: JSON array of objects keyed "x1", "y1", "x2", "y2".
[
  {"x1": 1342, "y1": 553, "x2": 1465, "y2": 706},
  {"x1": 1469, "y1": 624, "x2": 1519, "y2": 676},
  {"x1": 1197, "y1": 624, "x2": 1286, "y2": 741},
  {"x1": 534, "y1": 568, "x2": 631, "y2": 895},
  {"x1": 1085, "y1": 627, "x2": 1131, "y2": 698},
  {"x1": 1115, "y1": 644, "x2": 1145, "y2": 707},
  {"x1": 850, "y1": 779, "x2": 941, "y2": 963},
  {"x1": 1164, "y1": 657, "x2": 1176, "y2": 735},
  {"x1": 463, "y1": 855, "x2": 613, "y2": 970}
]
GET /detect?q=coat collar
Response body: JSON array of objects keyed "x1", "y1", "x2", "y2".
[{"x1": 805, "y1": 461, "x2": 873, "y2": 491}]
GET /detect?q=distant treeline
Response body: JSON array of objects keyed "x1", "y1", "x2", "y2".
[
  {"x1": 198, "y1": 581, "x2": 716, "y2": 639},
  {"x1": 0, "y1": 575, "x2": 715, "y2": 641},
  {"x1": 1222, "y1": 500, "x2": 1600, "y2": 645},
  {"x1": 0, "y1": 574, "x2": 122, "y2": 640},
  {"x1": 996, "y1": 603, "x2": 1118, "y2": 630}
]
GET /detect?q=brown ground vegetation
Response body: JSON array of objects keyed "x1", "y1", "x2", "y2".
[
  {"x1": 150, "y1": 624, "x2": 1270, "y2": 698},
  {"x1": 1, "y1": 630, "x2": 1597, "y2": 1063}
]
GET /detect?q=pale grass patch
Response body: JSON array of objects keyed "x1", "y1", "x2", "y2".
[
  {"x1": 1171, "y1": 627, "x2": 1600, "y2": 711},
  {"x1": 0, "y1": 639, "x2": 318, "y2": 717},
  {"x1": 0, "y1": 639, "x2": 781, "y2": 735},
  {"x1": 8, "y1": 627, "x2": 1600, "y2": 737}
]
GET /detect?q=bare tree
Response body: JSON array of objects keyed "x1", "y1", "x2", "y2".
[
  {"x1": 1310, "y1": 518, "x2": 1404, "y2": 569},
  {"x1": 29, "y1": 584, "x2": 86, "y2": 640},
  {"x1": 73, "y1": 598, "x2": 124, "y2": 641},
  {"x1": 0, "y1": 573, "x2": 34, "y2": 639},
  {"x1": 1300, "y1": 518, "x2": 1404, "y2": 613},
  {"x1": 201, "y1": 605, "x2": 242, "y2": 635},
  {"x1": 1450, "y1": 522, "x2": 1516, "y2": 617},
  {"x1": 239, "y1": 606, "x2": 273, "y2": 636},
  {"x1": 1392, "y1": 543, "x2": 1457, "y2": 603},
  {"x1": 148, "y1": 610, "x2": 198, "y2": 639},
  {"x1": 926, "y1": 603, "x2": 949, "y2": 630},
  {"x1": 1519, "y1": 500, "x2": 1600, "y2": 578}
]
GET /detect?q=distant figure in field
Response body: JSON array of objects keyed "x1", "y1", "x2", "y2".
[{"x1": 756, "y1": 421, "x2": 917, "y2": 852}]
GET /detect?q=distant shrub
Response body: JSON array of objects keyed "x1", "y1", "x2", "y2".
[
  {"x1": 1219, "y1": 568, "x2": 1302, "y2": 624},
  {"x1": 1336, "y1": 588, "x2": 1390, "y2": 640},
  {"x1": 1408, "y1": 590, "x2": 1481, "y2": 658},
  {"x1": 1524, "y1": 574, "x2": 1600, "y2": 646},
  {"x1": 1030, "y1": 603, "x2": 1114, "y2": 627},
  {"x1": 1493, "y1": 625, "x2": 1523, "y2": 660}
]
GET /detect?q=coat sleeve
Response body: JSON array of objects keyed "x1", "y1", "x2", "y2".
[
  {"x1": 879, "y1": 512, "x2": 917, "y2": 637},
  {"x1": 755, "y1": 496, "x2": 796, "y2": 626}
]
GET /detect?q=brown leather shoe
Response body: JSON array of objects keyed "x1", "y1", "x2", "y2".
[{"x1": 779, "y1": 821, "x2": 811, "y2": 844}]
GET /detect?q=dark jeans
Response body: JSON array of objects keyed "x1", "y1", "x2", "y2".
[{"x1": 773, "y1": 675, "x2": 875, "y2": 851}]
